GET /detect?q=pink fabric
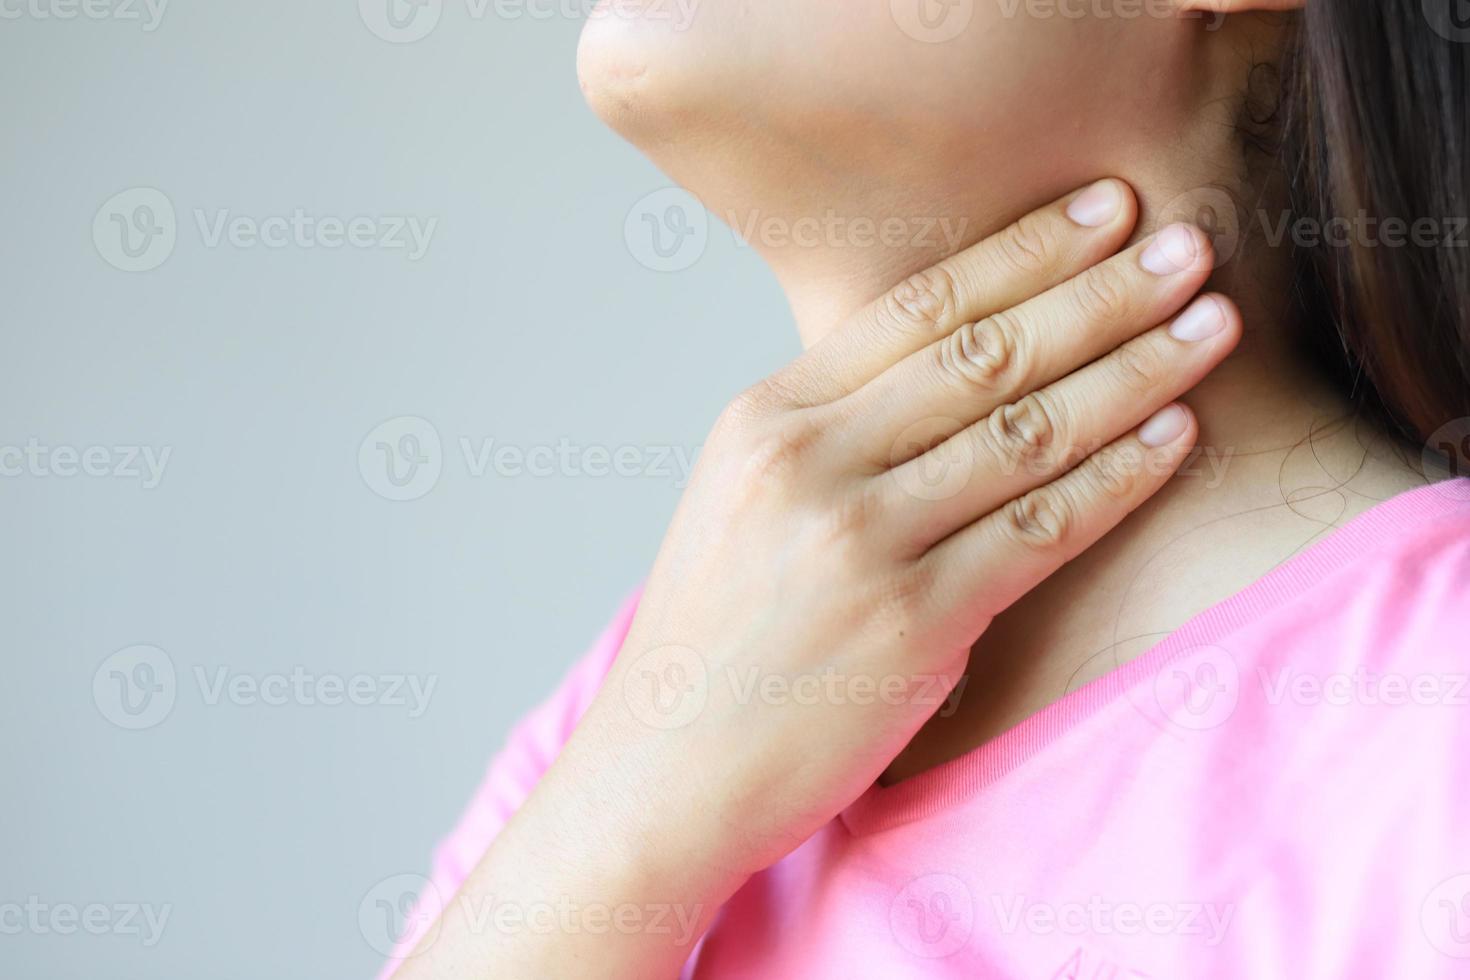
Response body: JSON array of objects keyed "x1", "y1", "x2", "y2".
[{"x1": 384, "y1": 481, "x2": 1470, "y2": 978}]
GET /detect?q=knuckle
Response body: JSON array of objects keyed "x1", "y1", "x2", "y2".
[
  {"x1": 717, "y1": 388, "x2": 771, "y2": 434},
  {"x1": 986, "y1": 391, "x2": 1062, "y2": 469},
  {"x1": 721, "y1": 374, "x2": 807, "y2": 428},
  {"x1": 758, "y1": 371, "x2": 814, "y2": 408},
  {"x1": 884, "y1": 266, "x2": 960, "y2": 335},
  {"x1": 820, "y1": 482, "x2": 884, "y2": 542},
  {"x1": 939, "y1": 315, "x2": 1020, "y2": 392},
  {"x1": 1082, "y1": 445, "x2": 1142, "y2": 502},
  {"x1": 739, "y1": 417, "x2": 822, "y2": 484},
  {"x1": 1109, "y1": 342, "x2": 1162, "y2": 395},
  {"x1": 997, "y1": 213, "x2": 1055, "y2": 275},
  {"x1": 1001, "y1": 488, "x2": 1074, "y2": 549},
  {"x1": 872, "y1": 564, "x2": 937, "y2": 627},
  {"x1": 1074, "y1": 263, "x2": 1130, "y2": 321}
]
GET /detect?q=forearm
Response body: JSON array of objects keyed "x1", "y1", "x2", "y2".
[{"x1": 392, "y1": 720, "x2": 747, "y2": 980}]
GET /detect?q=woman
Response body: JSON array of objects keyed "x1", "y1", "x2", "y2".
[{"x1": 385, "y1": 2, "x2": 1470, "y2": 976}]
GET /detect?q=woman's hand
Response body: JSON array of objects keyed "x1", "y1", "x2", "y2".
[
  {"x1": 593, "y1": 178, "x2": 1235, "y2": 863},
  {"x1": 398, "y1": 179, "x2": 1239, "y2": 979}
]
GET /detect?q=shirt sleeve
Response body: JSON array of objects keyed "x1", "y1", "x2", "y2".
[{"x1": 378, "y1": 589, "x2": 640, "y2": 978}]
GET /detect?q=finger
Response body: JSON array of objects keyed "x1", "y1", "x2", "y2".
[
  {"x1": 841, "y1": 223, "x2": 1215, "y2": 464},
  {"x1": 881, "y1": 294, "x2": 1239, "y2": 549},
  {"x1": 919, "y1": 404, "x2": 1199, "y2": 627},
  {"x1": 768, "y1": 179, "x2": 1139, "y2": 407}
]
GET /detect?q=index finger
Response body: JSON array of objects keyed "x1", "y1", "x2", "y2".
[{"x1": 774, "y1": 179, "x2": 1140, "y2": 406}]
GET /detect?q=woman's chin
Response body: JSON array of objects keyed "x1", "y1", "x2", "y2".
[{"x1": 575, "y1": 5, "x2": 726, "y2": 143}]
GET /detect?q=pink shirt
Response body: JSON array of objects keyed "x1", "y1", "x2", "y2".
[{"x1": 384, "y1": 481, "x2": 1470, "y2": 978}]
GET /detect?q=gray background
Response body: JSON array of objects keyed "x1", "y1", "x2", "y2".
[{"x1": 0, "y1": 3, "x2": 793, "y2": 977}]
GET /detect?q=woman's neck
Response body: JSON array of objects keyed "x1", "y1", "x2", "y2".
[
  {"x1": 773, "y1": 170, "x2": 1327, "y2": 454},
  {"x1": 585, "y1": 1, "x2": 1424, "y2": 773},
  {"x1": 757, "y1": 169, "x2": 1425, "y2": 773}
]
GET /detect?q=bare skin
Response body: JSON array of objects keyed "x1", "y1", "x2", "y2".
[
  {"x1": 396, "y1": 1, "x2": 1425, "y2": 977},
  {"x1": 400, "y1": 180, "x2": 1243, "y2": 979},
  {"x1": 574, "y1": 0, "x2": 1425, "y2": 780}
]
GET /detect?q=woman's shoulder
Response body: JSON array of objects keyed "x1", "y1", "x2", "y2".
[
  {"x1": 1212, "y1": 481, "x2": 1470, "y2": 720},
  {"x1": 1316, "y1": 481, "x2": 1470, "y2": 633},
  {"x1": 1265, "y1": 480, "x2": 1470, "y2": 627}
]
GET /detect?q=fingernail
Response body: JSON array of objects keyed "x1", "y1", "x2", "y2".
[
  {"x1": 1139, "y1": 405, "x2": 1189, "y2": 447},
  {"x1": 1169, "y1": 296, "x2": 1226, "y2": 342},
  {"x1": 1066, "y1": 181, "x2": 1122, "y2": 228},
  {"x1": 1140, "y1": 224, "x2": 1201, "y2": 276}
]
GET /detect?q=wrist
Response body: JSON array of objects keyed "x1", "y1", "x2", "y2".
[{"x1": 535, "y1": 711, "x2": 757, "y2": 902}]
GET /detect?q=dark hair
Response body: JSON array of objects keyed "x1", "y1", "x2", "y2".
[{"x1": 1282, "y1": 1, "x2": 1470, "y2": 446}]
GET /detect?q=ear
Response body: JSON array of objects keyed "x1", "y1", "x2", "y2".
[{"x1": 1178, "y1": 0, "x2": 1306, "y2": 10}]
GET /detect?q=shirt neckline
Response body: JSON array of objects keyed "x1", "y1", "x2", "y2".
[{"x1": 838, "y1": 479, "x2": 1470, "y2": 837}]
